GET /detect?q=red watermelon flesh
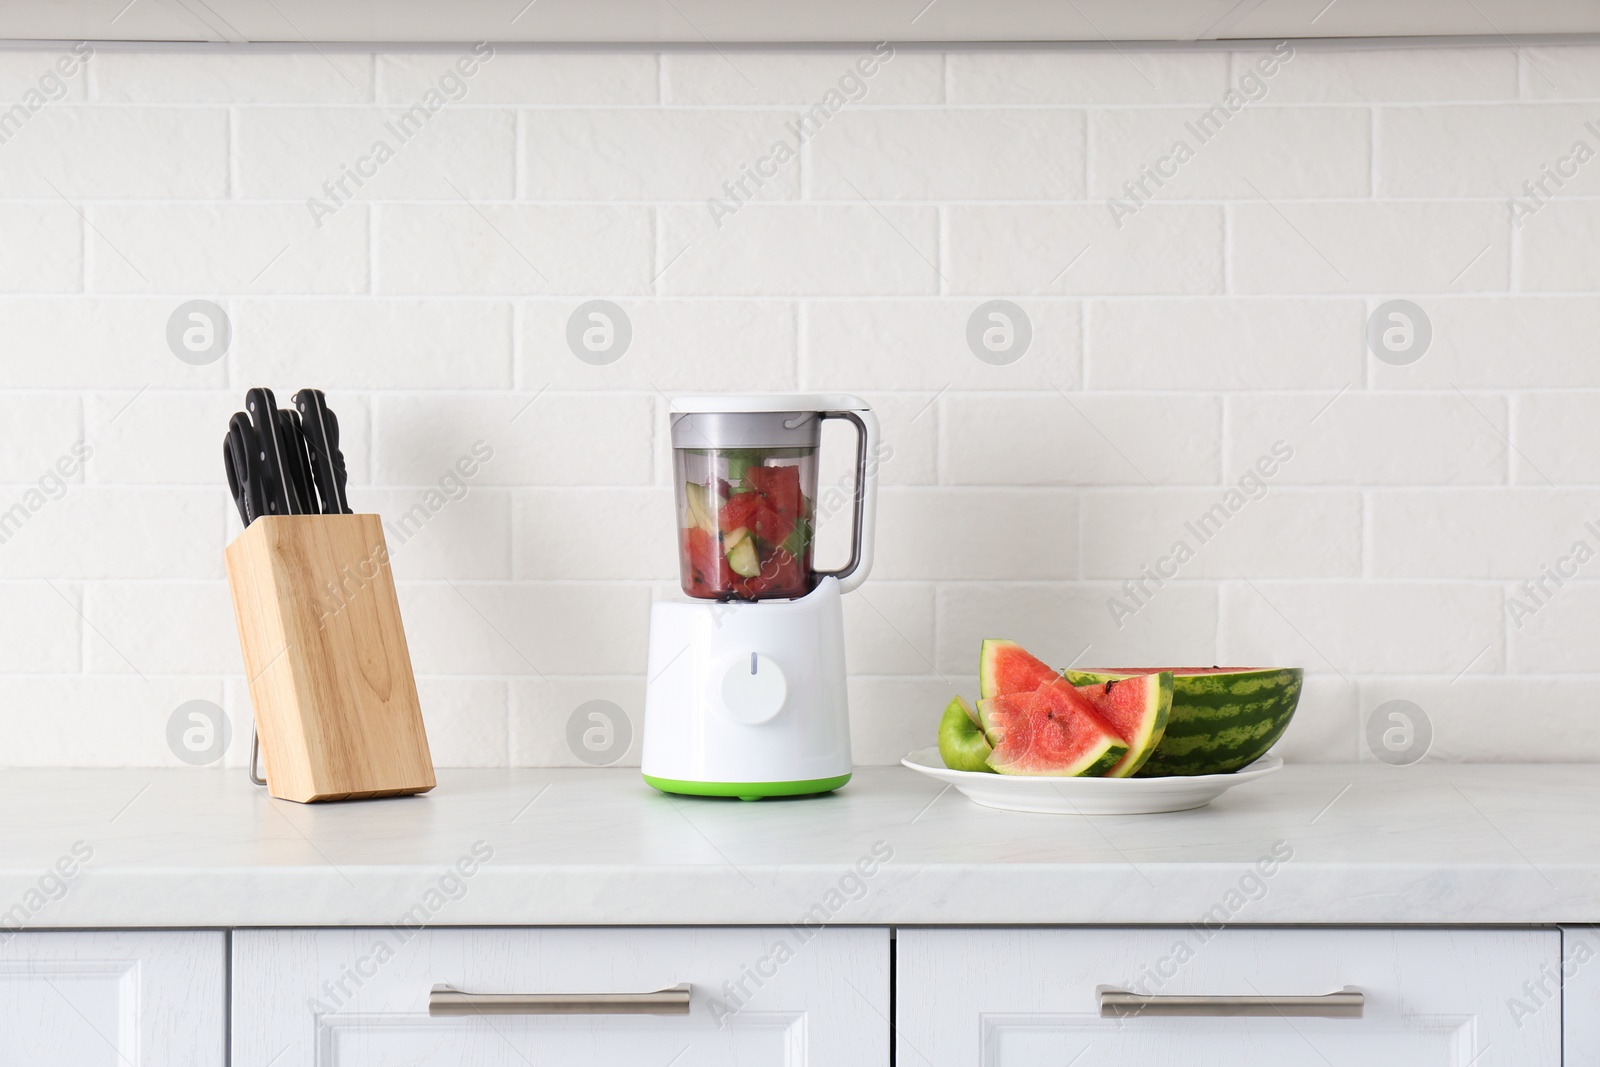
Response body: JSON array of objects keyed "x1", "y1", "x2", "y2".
[
  {"x1": 977, "y1": 685, "x2": 1127, "y2": 777},
  {"x1": 1040, "y1": 673, "x2": 1173, "y2": 778},
  {"x1": 978, "y1": 638, "x2": 1060, "y2": 700}
]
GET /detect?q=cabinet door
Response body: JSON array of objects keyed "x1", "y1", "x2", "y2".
[
  {"x1": 1561, "y1": 926, "x2": 1600, "y2": 1061},
  {"x1": 233, "y1": 927, "x2": 888, "y2": 1066},
  {"x1": 0, "y1": 930, "x2": 225, "y2": 1067},
  {"x1": 897, "y1": 927, "x2": 1558, "y2": 1066}
]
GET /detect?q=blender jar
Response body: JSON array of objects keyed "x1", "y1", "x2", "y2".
[{"x1": 673, "y1": 410, "x2": 820, "y2": 600}]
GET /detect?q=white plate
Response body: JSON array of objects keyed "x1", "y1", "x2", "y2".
[{"x1": 900, "y1": 747, "x2": 1284, "y2": 815}]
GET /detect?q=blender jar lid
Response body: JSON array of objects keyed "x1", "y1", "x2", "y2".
[
  {"x1": 668, "y1": 393, "x2": 870, "y2": 450},
  {"x1": 671, "y1": 410, "x2": 820, "y2": 449}
]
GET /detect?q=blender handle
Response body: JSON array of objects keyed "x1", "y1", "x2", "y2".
[{"x1": 813, "y1": 408, "x2": 879, "y2": 593}]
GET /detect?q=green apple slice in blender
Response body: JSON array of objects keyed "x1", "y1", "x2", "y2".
[
  {"x1": 683, "y1": 481, "x2": 717, "y2": 533},
  {"x1": 724, "y1": 527, "x2": 761, "y2": 577}
]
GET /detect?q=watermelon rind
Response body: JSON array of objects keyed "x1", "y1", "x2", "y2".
[
  {"x1": 937, "y1": 695, "x2": 994, "y2": 772},
  {"x1": 976, "y1": 694, "x2": 1128, "y2": 778},
  {"x1": 1065, "y1": 667, "x2": 1302, "y2": 777},
  {"x1": 977, "y1": 638, "x2": 1058, "y2": 701},
  {"x1": 1074, "y1": 672, "x2": 1172, "y2": 778}
]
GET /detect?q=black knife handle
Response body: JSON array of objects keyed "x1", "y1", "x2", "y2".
[
  {"x1": 227, "y1": 414, "x2": 267, "y2": 526},
  {"x1": 292, "y1": 388, "x2": 351, "y2": 514},
  {"x1": 245, "y1": 387, "x2": 294, "y2": 516},
  {"x1": 223, "y1": 435, "x2": 250, "y2": 527},
  {"x1": 277, "y1": 409, "x2": 317, "y2": 515}
]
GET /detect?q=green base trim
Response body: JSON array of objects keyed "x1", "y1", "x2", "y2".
[{"x1": 643, "y1": 772, "x2": 851, "y2": 801}]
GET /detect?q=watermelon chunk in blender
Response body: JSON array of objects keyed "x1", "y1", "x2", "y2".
[{"x1": 676, "y1": 446, "x2": 816, "y2": 601}]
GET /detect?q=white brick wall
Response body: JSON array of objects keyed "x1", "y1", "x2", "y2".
[{"x1": 1, "y1": 39, "x2": 1597, "y2": 769}]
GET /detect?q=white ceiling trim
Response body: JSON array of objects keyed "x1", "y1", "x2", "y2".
[{"x1": 3, "y1": 0, "x2": 1600, "y2": 45}]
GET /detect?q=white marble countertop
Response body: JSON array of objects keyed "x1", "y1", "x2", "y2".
[{"x1": 2, "y1": 764, "x2": 1595, "y2": 928}]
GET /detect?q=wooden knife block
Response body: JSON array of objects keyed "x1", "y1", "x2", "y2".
[{"x1": 225, "y1": 514, "x2": 435, "y2": 803}]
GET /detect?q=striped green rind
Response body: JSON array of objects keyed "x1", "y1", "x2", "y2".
[
  {"x1": 1075, "y1": 740, "x2": 1128, "y2": 778},
  {"x1": 986, "y1": 735, "x2": 1126, "y2": 778},
  {"x1": 1064, "y1": 667, "x2": 1302, "y2": 777}
]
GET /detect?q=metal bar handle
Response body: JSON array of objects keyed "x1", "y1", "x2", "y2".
[
  {"x1": 429, "y1": 982, "x2": 692, "y2": 1017},
  {"x1": 248, "y1": 728, "x2": 267, "y2": 787},
  {"x1": 1099, "y1": 986, "x2": 1363, "y2": 1019}
]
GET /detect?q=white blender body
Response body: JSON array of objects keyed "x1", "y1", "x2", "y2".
[{"x1": 642, "y1": 394, "x2": 879, "y2": 800}]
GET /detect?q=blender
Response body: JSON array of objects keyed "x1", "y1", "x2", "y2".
[{"x1": 641, "y1": 394, "x2": 880, "y2": 800}]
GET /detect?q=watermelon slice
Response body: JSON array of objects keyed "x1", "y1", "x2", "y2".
[
  {"x1": 978, "y1": 638, "x2": 1059, "y2": 701},
  {"x1": 1042, "y1": 674, "x2": 1172, "y2": 778},
  {"x1": 937, "y1": 696, "x2": 993, "y2": 772},
  {"x1": 977, "y1": 685, "x2": 1127, "y2": 777},
  {"x1": 1064, "y1": 667, "x2": 1302, "y2": 777}
]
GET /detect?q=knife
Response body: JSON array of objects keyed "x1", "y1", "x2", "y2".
[
  {"x1": 277, "y1": 408, "x2": 318, "y2": 515},
  {"x1": 226, "y1": 413, "x2": 268, "y2": 525},
  {"x1": 224, "y1": 436, "x2": 249, "y2": 526},
  {"x1": 245, "y1": 387, "x2": 294, "y2": 516},
  {"x1": 292, "y1": 388, "x2": 351, "y2": 514}
]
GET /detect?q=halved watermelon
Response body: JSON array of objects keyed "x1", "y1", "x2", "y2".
[
  {"x1": 1042, "y1": 673, "x2": 1173, "y2": 778},
  {"x1": 977, "y1": 685, "x2": 1126, "y2": 777},
  {"x1": 1064, "y1": 667, "x2": 1302, "y2": 777},
  {"x1": 937, "y1": 695, "x2": 993, "y2": 772},
  {"x1": 978, "y1": 638, "x2": 1058, "y2": 700}
]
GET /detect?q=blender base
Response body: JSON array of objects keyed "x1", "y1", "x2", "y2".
[
  {"x1": 641, "y1": 578, "x2": 855, "y2": 801},
  {"x1": 642, "y1": 772, "x2": 852, "y2": 802}
]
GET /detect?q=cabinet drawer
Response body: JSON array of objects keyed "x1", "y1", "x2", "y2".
[
  {"x1": 0, "y1": 930, "x2": 225, "y2": 1067},
  {"x1": 232, "y1": 926, "x2": 889, "y2": 1067},
  {"x1": 897, "y1": 927, "x2": 1558, "y2": 1066}
]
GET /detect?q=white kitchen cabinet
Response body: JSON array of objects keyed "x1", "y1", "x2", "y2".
[
  {"x1": 0, "y1": 930, "x2": 225, "y2": 1067},
  {"x1": 896, "y1": 927, "x2": 1559, "y2": 1066},
  {"x1": 1560, "y1": 926, "x2": 1600, "y2": 1062},
  {"x1": 232, "y1": 926, "x2": 889, "y2": 1066}
]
